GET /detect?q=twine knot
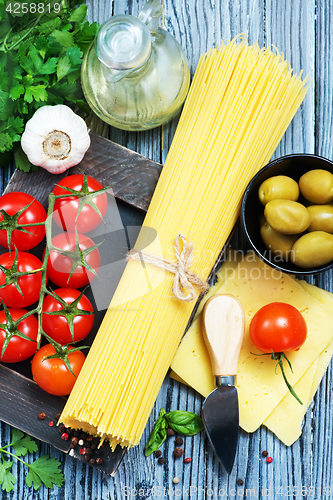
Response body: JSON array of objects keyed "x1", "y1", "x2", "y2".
[{"x1": 127, "y1": 233, "x2": 208, "y2": 302}]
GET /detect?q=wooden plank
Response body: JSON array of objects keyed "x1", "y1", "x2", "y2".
[
  {"x1": 1, "y1": 0, "x2": 332, "y2": 498},
  {"x1": 3, "y1": 133, "x2": 162, "y2": 212}
]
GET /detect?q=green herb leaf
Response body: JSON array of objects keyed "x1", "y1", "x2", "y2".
[
  {"x1": 25, "y1": 455, "x2": 64, "y2": 491},
  {"x1": 165, "y1": 410, "x2": 204, "y2": 436},
  {"x1": 51, "y1": 29, "x2": 74, "y2": 48},
  {"x1": 11, "y1": 428, "x2": 38, "y2": 456},
  {"x1": 68, "y1": 4, "x2": 87, "y2": 23},
  {"x1": 29, "y1": 45, "x2": 44, "y2": 73},
  {"x1": 39, "y1": 57, "x2": 58, "y2": 75},
  {"x1": 0, "y1": 461, "x2": 16, "y2": 493},
  {"x1": 24, "y1": 85, "x2": 48, "y2": 103},
  {"x1": 145, "y1": 408, "x2": 167, "y2": 456},
  {"x1": 9, "y1": 85, "x2": 25, "y2": 100},
  {"x1": 14, "y1": 144, "x2": 32, "y2": 172},
  {"x1": 0, "y1": 133, "x2": 13, "y2": 153}
]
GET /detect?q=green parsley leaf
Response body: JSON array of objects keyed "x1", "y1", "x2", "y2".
[
  {"x1": 68, "y1": 4, "x2": 87, "y2": 23},
  {"x1": 11, "y1": 428, "x2": 38, "y2": 456},
  {"x1": 9, "y1": 84, "x2": 25, "y2": 100},
  {"x1": 24, "y1": 84, "x2": 48, "y2": 103},
  {"x1": 0, "y1": 461, "x2": 16, "y2": 493},
  {"x1": 0, "y1": 133, "x2": 13, "y2": 153},
  {"x1": 51, "y1": 29, "x2": 74, "y2": 48},
  {"x1": 39, "y1": 57, "x2": 58, "y2": 75},
  {"x1": 14, "y1": 145, "x2": 32, "y2": 172},
  {"x1": 19, "y1": 56, "x2": 35, "y2": 75},
  {"x1": 29, "y1": 45, "x2": 44, "y2": 73},
  {"x1": 25, "y1": 455, "x2": 65, "y2": 491}
]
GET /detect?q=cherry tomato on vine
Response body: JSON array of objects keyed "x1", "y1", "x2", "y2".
[
  {"x1": 0, "y1": 251, "x2": 42, "y2": 307},
  {"x1": 249, "y1": 302, "x2": 307, "y2": 353},
  {"x1": 0, "y1": 192, "x2": 46, "y2": 250},
  {"x1": 52, "y1": 175, "x2": 108, "y2": 233},
  {"x1": 31, "y1": 344, "x2": 86, "y2": 396},
  {"x1": 42, "y1": 288, "x2": 94, "y2": 344},
  {"x1": 0, "y1": 308, "x2": 38, "y2": 363},
  {"x1": 46, "y1": 232, "x2": 101, "y2": 288}
]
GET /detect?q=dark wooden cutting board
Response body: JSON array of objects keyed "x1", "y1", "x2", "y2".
[{"x1": 0, "y1": 133, "x2": 162, "y2": 476}]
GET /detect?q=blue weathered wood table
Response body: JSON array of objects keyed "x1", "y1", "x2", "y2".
[{"x1": 1, "y1": 0, "x2": 333, "y2": 499}]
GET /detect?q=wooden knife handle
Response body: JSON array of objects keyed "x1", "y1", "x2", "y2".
[{"x1": 202, "y1": 294, "x2": 245, "y2": 377}]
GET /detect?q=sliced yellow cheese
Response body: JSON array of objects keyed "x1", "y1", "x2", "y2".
[
  {"x1": 297, "y1": 280, "x2": 333, "y2": 401},
  {"x1": 263, "y1": 359, "x2": 318, "y2": 445},
  {"x1": 170, "y1": 252, "x2": 333, "y2": 438}
]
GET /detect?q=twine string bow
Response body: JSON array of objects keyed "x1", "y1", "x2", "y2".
[{"x1": 127, "y1": 233, "x2": 208, "y2": 302}]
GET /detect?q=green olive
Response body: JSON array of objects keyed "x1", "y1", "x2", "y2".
[
  {"x1": 258, "y1": 175, "x2": 299, "y2": 205},
  {"x1": 260, "y1": 222, "x2": 298, "y2": 259},
  {"x1": 264, "y1": 200, "x2": 311, "y2": 234},
  {"x1": 299, "y1": 169, "x2": 333, "y2": 204},
  {"x1": 291, "y1": 231, "x2": 333, "y2": 269},
  {"x1": 307, "y1": 205, "x2": 333, "y2": 233}
]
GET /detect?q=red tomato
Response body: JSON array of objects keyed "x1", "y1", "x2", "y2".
[
  {"x1": 52, "y1": 175, "x2": 108, "y2": 233},
  {"x1": 0, "y1": 308, "x2": 38, "y2": 363},
  {"x1": 31, "y1": 344, "x2": 86, "y2": 396},
  {"x1": 42, "y1": 288, "x2": 94, "y2": 344},
  {"x1": 0, "y1": 251, "x2": 42, "y2": 307},
  {"x1": 0, "y1": 192, "x2": 46, "y2": 250},
  {"x1": 46, "y1": 232, "x2": 100, "y2": 288},
  {"x1": 249, "y1": 302, "x2": 307, "y2": 353}
]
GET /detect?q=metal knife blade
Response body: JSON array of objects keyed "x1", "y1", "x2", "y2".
[
  {"x1": 202, "y1": 384, "x2": 239, "y2": 474},
  {"x1": 201, "y1": 294, "x2": 245, "y2": 474}
]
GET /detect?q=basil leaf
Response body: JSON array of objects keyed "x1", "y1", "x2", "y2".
[
  {"x1": 144, "y1": 408, "x2": 167, "y2": 457},
  {"x1": 165, "y1": 410, "x2": 204, "y2": 436}
]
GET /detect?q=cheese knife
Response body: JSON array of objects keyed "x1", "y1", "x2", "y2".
[{"x1": 201, "y1": 294, "x2": 245, "y2": 474}]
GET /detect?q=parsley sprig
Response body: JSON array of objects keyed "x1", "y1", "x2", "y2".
[
  {"x1": 0, "y1": 0, "x2": 98, "y2": 171},
  {"x1": 0, "y1": 427, "x2": 64, "y2": 492}
]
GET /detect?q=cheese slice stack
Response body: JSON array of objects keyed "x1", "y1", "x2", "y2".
[
  {"x1": 170, "y1": 251, "x2": 333, "y2": 445},
  {"x1": 60, "y1": 39, "x2": 309, "y2": 449}
]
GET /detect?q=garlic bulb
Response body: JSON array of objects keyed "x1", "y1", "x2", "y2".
[{"x1": 21, "y1": 105, "x2": 91, "y2": 174}]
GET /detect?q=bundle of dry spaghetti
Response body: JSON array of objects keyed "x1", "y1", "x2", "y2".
[{"x1": 60, "y1": 38, "x2": 310, "y2": 449}]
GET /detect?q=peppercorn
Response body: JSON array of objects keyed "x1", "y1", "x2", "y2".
[
  {"x1": 48, "y1": 421, "x2": 54, "y2": 427},
  {"x1": 155, "y1": 450, "x2": 162, "y2": 458},
  {"x1": 58, "y1": 425, "x2": 66, "y2": 434},
  {"x1": 79, "y1": 448, "x2": 87, "y2": 455},
  {"x1": 175, "y1": 437, "x2": 183, "y2": 446},
  {"x1": 95, "y1": 458, "x2": 104, "y2": 465},
  {"x1": 237, "y1": 479, "x2": 244, "y2": 486},
  {"x1": 55, "y1": 413, "x2": 61, "y2": 421},
  {"x1": 85, "y1": 435, "x2": 93, "y2": 442},
  {"x1": 173, "y1": 477, "x2": 179, "y2": 484},
  {"x1": 174, "y1": 447, "x2": 183, "y2": 458},
  {"x1": 71, "y1": 437, "x2": 79, "y2": 446},
  {"x1": 38, "y1": 412, "x2": 46, "y2": 420},
  {"x1": 78, "y1": 439, "x2": 84, "y2": 446},
  {"x1": 157, "y1": 457, "x2": 165, "y2": 465},
  {"x1": 184, "y1": 457, "x2": 192, "y2": 464},
  {"x1": 266, "y1": 456, "x2": 273, "y2": 463},
  {"x1": 89, "y1": 458, "x2": 96, "y2": 465},
  {"x1": 69, "y1": 444, "x2": 76, "y2": 450},
  {"x1": 262, "y1": 450, "x2": 268, "y2": 457},
  {"x1": 61, "y1": 432, "x2": 69, "y2": 441},
  {"x1": 85, "y1": 448, "x2": 93, "y2": 455},
  {"x1": 167, "y1": 428, "x2": 175, "y2": 436},
  {"x1": 90, "y1": 443, "x2": 97, "y2": 450}
]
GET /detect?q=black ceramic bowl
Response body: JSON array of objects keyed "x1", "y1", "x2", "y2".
[{"x1": 240, "y1": 154, "x2": 333, "y2": 275}]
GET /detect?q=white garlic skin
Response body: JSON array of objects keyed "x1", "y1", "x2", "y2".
[{"x1": 21, "y1": 105, "x2": 91, "y2": 174}]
